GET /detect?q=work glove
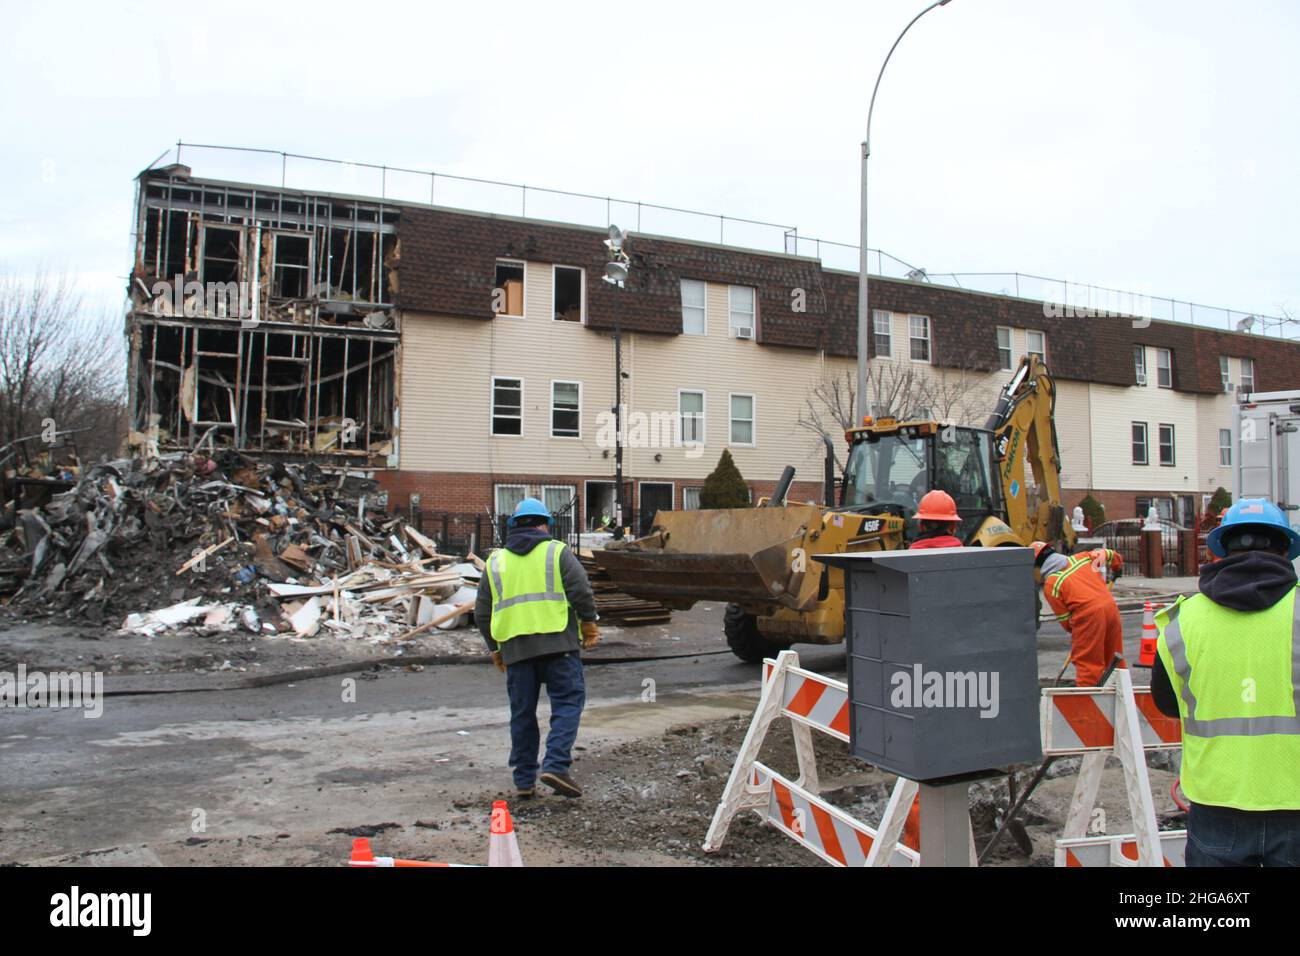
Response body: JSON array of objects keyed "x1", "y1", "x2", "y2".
[
  {"x1": 580, "y1": 620, "x2": 600, "y2": 650},
  {"x1": 491, "y1": 650, "x2": 506, "y2": 673}
]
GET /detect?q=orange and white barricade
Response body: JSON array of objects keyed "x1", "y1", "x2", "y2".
[
  {"x1": 705, "y1": 649, "x2": 947, "y2": 867},
  {"x1": 1041, "y1": 667, "x2": 1185, "y2": 866}
]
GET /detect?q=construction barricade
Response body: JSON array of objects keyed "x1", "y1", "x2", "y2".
[
  {"x1": 1041, "y1": 667, "x2": 1185, "y2": 866},
  {"x1": 705, "y1": 649, "x2": 969, "y2": 867}
]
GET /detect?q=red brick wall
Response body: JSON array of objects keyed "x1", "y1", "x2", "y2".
[
  {"x1": 376, "y1": 469, "x2": 826, "y2": 517},
  {"x1": 1062, "y1": 487, "x2": 1204, "y2": 525}
]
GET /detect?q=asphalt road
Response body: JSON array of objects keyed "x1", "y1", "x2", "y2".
[{"x1": 0, "y1": 608, "x2": 1146, "y2": 865}]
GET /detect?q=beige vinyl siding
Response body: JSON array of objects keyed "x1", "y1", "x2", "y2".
[
  {"x1": 1088, "y1": 382, "x2": 1200, "y2": 491},
  {"x1": 1196, "y1": 392, "x2": 1236, "y2": 495},
  {"x1": 399, "y1": 305, "x2": 617, "y2": 476},
  {"x1": 1054, "y1": 381, "x2": 1092, "y2": 489},
  {"x1": 625, "y1": 281, "x2": 830, "y2": 483}
]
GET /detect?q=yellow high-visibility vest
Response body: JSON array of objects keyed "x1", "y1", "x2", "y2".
[
  {"x1": 486, "y1": 541, "x2": 570, "y2": 643},
  {"x1": 1156, "y1": 587, "x2": 1300, "y2": 810}
]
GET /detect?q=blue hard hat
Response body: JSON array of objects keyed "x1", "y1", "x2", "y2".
[
  {"x1": 1207, "y1": 498, "x2": 1300, "y2": 560},
  {"x1": 509, "y1": 496, "x2": 551, "y2": 527}
]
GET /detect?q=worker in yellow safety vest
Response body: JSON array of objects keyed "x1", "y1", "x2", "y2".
[
  {"x1": 475, "y1": 497, "x2": 600, "y2": 800},
  {"x1": 1153, "y1": 498, "x2": 1300, "y2": 866}
]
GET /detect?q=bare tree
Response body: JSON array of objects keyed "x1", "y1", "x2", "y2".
[{"x1": 0, "y1": 273, "x2": 125, "y2": 466}]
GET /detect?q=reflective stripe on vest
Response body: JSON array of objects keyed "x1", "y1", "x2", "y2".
[
  {"x1": 1160, "y1": 593, "x2": 1300, "y2": 738},
  {"x1": 1048, "y1": 556, "x2": 1091, "y2": 598},
  {"x1": 486, "y1": 540, "x2": 569, "y2": 643}
]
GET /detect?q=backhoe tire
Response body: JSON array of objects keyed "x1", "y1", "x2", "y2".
[{"x1": 724, "y1": 604, "x2": 790, "y2": 664}]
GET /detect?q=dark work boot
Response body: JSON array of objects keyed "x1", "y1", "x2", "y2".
[{"x1": 539, "y1": 771, "x2": 582, "y2": 798}]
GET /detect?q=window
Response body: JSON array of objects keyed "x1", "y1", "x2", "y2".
[
  {"x1": 682, "y1": 487, "x2": 702, "y2": 510},
  {"x1": 1158, "y1": 423, "x2": 1175, "y2": 466},
  {"x1": 1133, "y1": 345, "x2": 1147, "y2": 384},
  {"x1": 729, "y1": 393, "x2": 755, "y2": 445},
  {"x1": 1241, "y1": 357, "x2": 1255, "y2": 392},
  {"x1": 679, "y1": 390, "x2": 705, "y2": 445},
  {"x1": 1219, "y1": 428, "x2": 1232, "y2": 467},
  {"x1": 272, "y1": 233, "x2": 311, "y2": 299},
  {"x1": 491, "y1": 377, "x2": 523, "y2": 435},
  {"x1": 997, "y1": 327, "x2": 1013, "y2": 371},
  {"x1": 553, "y1": 266, "x2": 584, "y2": 322},
  {"x1": 551, "y1": 381, "x2": 580, "y2": 438},
  {"x1": 1219, "y1": 356, "x2": 1231, "y2": 391},
  {"x1": 1026, "y1": 330, "x2": 1046, "y2": 363},
  {"x1": 729, "y1": 285, "x2": 755, "y2": 336},
  {"x1": 495, "y1": 484, "x2": 527, "y2": 515},
  {"x1": 200, "y1": 225, "x2": 242, "y2": 284},
  {"x1": 542, "y1": 485, "x2": 575, "y2": 517},
  {"x1": 1131, "y1": 422, "x2": 1148, "y2": 465},
  {"x1": 874, "y1": 310, "x2": 892, "y2": 357},
  {"x1": 493, "y1": 260, "x2": 525, "y2": 317},
  {"x1": 1156, "y1": 348, "x2": 1172, "y2": 388},
  {"x1": 681, "y1": 279, "x2": 706, "y2": 336},
  {"x1": 909, "y1": 314, "x2": 930, "y2": 362}
]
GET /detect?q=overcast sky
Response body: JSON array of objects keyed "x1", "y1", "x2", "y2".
[{"x1": 2, "y1": 0, "x2": 1296, "y2": 332}]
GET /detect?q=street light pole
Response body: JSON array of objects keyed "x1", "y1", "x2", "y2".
[
  {"x1": 603, "y1": 226, "x2": 632, "y2": 540},
  {"x1": 858, "y1": 0, "x2": 954, "y2": 418}
]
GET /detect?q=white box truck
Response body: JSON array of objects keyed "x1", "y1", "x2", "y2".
[{"x1": 1235, "y1": 391, "x2": 1300, "y2": 555}]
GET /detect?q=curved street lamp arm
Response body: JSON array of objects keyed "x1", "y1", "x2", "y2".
[{"x1": 864, "y1": 0, "x2": 953, "y2": 157}]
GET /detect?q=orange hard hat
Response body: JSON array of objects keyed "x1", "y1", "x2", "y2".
[
  {"x1": 1031, "y1": 541, "x2": 1048, "y2": 557},
  {"x1": 915, "y1": 490, "x2": 959, "y2": 522}
]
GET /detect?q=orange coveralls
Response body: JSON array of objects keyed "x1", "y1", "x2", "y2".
[{"x1": 1043, "y1": 552, "x2": 1126, "y2": 687}]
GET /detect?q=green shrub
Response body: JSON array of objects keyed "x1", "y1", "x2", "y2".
[
  {"x1": 700, "y1": 450, "x2": 751, "y2": 509},
  {"x1": 1209, "y1": 486, "x2": 1232, "y2": 514},
  {"x1": 1079, "y1": 494, "x2": 1105, "y2": 530}
]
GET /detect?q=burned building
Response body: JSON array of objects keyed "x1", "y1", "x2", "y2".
[{"x1": 128, "y1": 164, "x2": 400, "y2": 466}]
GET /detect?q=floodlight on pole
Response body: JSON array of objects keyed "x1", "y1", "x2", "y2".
[{"x1": 604, "y1": 225, "x2": 632, "y2": 540}]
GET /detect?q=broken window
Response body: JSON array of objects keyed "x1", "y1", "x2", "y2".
[
  {"x1": 201, "y1": 226, "x2": 242, "y2": 284},
  {"x1": 553, "y1": 266, "x2": 584, "y2": 322},
  {"x1": 492, "y1": 377, "x2": 523, "y2": 435},
  {"x1": 143, "y1": 208, "x2": 192, "y2": 278},
  {"x1": 273, "y1": 234, "x2": 312, "y2": 299},
  {"x1": 494, "y1": 261, "x2": 525, "y2": 317}
]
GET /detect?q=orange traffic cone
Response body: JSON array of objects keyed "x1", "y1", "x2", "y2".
[
  {"x1": 1138, "y1": 602, "x2": 1159, "y2": 667},
  {"x1": 348, "y1": 835, "x2": 451, "y2": 867},
  {"x1": 488, "y1": 800, "x2": 524, "y2": 867}
]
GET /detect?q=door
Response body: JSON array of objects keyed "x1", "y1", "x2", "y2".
[{"x1": 639, "y1": 482, "x2": 674, "y2": 536}]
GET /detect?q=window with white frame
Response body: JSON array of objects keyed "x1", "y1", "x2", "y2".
[
  {"x1": 1241, "y1": 357, "x2": 1256, "y2": 392},
  {"x1": 681, "y1": 279, "x2": 706, "y2": 336},
  {"x1": 679, "y1": 390, "x2": 705, "y2": 445},
  {"x1": 1219, "y1": 356, "x2": 1231, "y2": 391},
  {"x1": 491, "y1": 377, "x2": 523, "y2": 435},
  {"x1": 682, "y1": 487, "x2": 702, "y2": 510},
  {"x1": 493, "y1": 260, "x2": 525, "y2": 317},
  {"x1": 1158, "y1": 423, "x2": 1175, "y2": 466},
  {"x1": 997, "y1": 327, "x2": 1013, "y2": 371},
  {"x1": 494, "y1": 484, "x2": 527, "y2": 515},
  {"x1": 553, "y1": 265, "x2": 584, "y2": 322},
  {"x1": 1156, "y1": 348, "x2": 1172, "y2": 388},
  {"x1": 551, "y1": 381, "x2": 580, "y2": 438},
  {"x1": 1219, "y1": 429, "x2": 1232, "y2": 467},
  {"x1": 1132, "y1": 422, "x2": 1148, "y2": 465},
  {"x1": 1134, "y1": 345, "x2": 1147, "y2": 384},
  {"x1": 1026, "y1": 330, "x2": 1046, "y2": 363},
  {"x1": 542, "y1": 485, "x2": 575, "y2": 517},
  {"x1": 729, "y1": 285, "x2": 755, "y2": 337},
  {"x1": 730, "y1": 394, "x2": 755, "y2": 445},
  {"x1": 909, "y1": 314, "x2": 930, "y2": 362},
  {"x1": 874, "y1": 310, "x2": 892, "y2": 357}
]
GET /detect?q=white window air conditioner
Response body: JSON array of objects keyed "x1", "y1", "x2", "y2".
[
  {"x1": 1225, "y1": 382, "x2": 1236, "y2": 392},
  {"x1": 734, "y1": 326, "x2": 754, "y2": 340},
  {"x1": 1135, "y1": 371, "x2": 1147, "y2": 386}
]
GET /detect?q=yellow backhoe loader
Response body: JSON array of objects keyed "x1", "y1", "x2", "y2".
[{"x1": 594, "y1": 355, "x2": 1076, "y2": 661}]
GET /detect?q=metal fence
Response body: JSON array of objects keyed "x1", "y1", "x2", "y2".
[
  {"x1": 411, "y1": 497, "x2": 579, "y2": 555},
  {"x1": 1094, "y1": 518, "x2": 1187, "y2": 576}
]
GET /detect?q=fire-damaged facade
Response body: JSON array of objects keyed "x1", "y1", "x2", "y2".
[{"x1": 128, "y1": 165, "x2": 400, "y2": 466}]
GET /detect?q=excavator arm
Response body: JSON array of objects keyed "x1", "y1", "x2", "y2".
[{"x1": 983, "y1": 355, "x2": 1076, "y2": 549}]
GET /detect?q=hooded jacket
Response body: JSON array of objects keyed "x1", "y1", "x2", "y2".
[
  {"x1": 475, "y1": 527, "x2": 599, "y2": 665},
  {"x1": 1151, "y1": 551, "x2": 1298, "y2": 716}
]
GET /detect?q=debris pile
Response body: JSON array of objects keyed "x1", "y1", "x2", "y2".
[{"x1": 0, "y1": 451, "x2": 480, "y2": 642}]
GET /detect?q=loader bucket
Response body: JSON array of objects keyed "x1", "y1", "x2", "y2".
[{"x1": 592, "y1": 504, "x2": 823, "y2": 611}]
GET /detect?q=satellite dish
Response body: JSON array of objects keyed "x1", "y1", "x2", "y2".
[{"x1": 1237, "y1": 315, "x2": 1256, "y2": 332}]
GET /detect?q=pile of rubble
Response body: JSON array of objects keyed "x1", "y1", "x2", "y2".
[{"x1": 0, "y1": 451, "x2": 480, "y2": 643}]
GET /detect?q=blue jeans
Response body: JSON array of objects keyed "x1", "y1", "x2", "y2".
[
  {"x1": 1186, "y1": 802, "x2": 1300, "y2": 866},
  {"x1": 504, "y1": 651, "x2": 586, "y2": 789}
]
